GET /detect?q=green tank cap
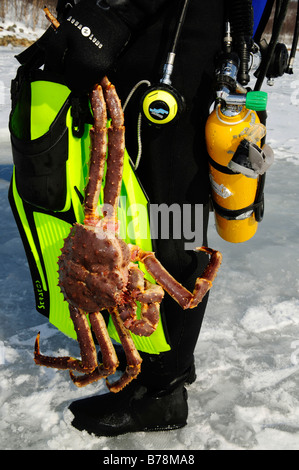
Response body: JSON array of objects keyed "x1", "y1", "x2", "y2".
[{"x1": 246, "y1": 91, "x2": 268, "y2": 111}]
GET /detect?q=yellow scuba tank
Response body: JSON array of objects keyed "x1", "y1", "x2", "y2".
[
  {"x1": 205, "y1": 45, "x2": 273, "y2": 243},
  {"x1": 206, "y1": 104, "x2": 265, "y2": 243}
]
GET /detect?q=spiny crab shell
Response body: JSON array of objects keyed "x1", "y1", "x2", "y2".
[{"x1": 58, "y1": 223, "x2": 131, "y2": 313}]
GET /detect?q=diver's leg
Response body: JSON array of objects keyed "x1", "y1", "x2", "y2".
[{"x1": 69, "y1": 0, "x2": 224, "y2": 436}]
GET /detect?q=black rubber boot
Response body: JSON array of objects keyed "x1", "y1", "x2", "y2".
[
  {"x1": 69, "y1": 351, "x2": 195, "y2": 436},
  {"x1": 69, "y1": 380, "x2": 188, "y2": 436}
]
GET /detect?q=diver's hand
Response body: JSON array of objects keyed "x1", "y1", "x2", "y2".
[{"x1": 45, "y1": 0, "x2": 131, "y2": 94}]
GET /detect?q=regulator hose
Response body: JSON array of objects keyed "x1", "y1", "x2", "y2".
[
  {"x1": 254, "y1": 0, "x2": 290, "y2": 90},
  {"x1": 228, "y1": 0, "x2": 254, "y2": 85},
  {"x1": 286, "y1": 0, "x2": 299, "y2": 74}
]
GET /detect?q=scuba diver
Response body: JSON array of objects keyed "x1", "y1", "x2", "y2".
[{"x1": 8, "y1": 0, "x2": 298, "y2": 436}]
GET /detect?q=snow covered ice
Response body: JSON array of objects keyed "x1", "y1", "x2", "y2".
[{"x1": 1, "y1": 42, "x2": 299, "y2": 450}]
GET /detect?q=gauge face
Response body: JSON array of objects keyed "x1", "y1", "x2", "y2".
[
  {"x1": 142, "y1": 89, "x2": 178, "y2": 124},
  {"x1": 148, "y1": 100, "x2": 170, "y2": 121}
]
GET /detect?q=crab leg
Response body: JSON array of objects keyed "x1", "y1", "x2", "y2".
[
  {"x1": 132, "y1": 247, "x2": 222, "y2": 310},
  {"x1": 119, "y1": 265, "x2": 164, "y2": 336},
  {"x1": 117, "y1": 264, "x2": 164, "y2": 336},
  {"x1": 84, "y1": 84, "x2": 108, "y2": 225},
  {"x1": 107, "y1": 307, "x2": 142, "y2": 393},
  {"x1": 44, "y1": 7, "x2": 60, "y2": 29},
  {"x1": 34, "y1": 306, "x2": 98, "y2": 373},
  {"x1": 70, "y1": 310, "x2": 119, "y2": 387},
  {"x1": 100, "y1": 76, "x2": 125, "y2": 219}
]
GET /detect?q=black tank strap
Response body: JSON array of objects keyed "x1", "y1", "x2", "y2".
[{"x1": 208, "y1": 155, "x2": 236, "y2": 175}]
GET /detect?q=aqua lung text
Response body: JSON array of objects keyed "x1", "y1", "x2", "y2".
[{"x1": 67, "y1": 16, "x2": 103, "y2": 49}]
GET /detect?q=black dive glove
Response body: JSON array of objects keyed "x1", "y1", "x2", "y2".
[{"x1": 45, "y1": 0, "x2": 131, "y2": 94}]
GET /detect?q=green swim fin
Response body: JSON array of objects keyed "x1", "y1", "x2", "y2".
[{"x1": 9, "y1": 70, "x2": 170, "y2": 355}]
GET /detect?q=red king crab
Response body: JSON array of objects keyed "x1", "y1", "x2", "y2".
[{"x1": 34, "y1": 77, "x2": 222, "y2": 393}]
